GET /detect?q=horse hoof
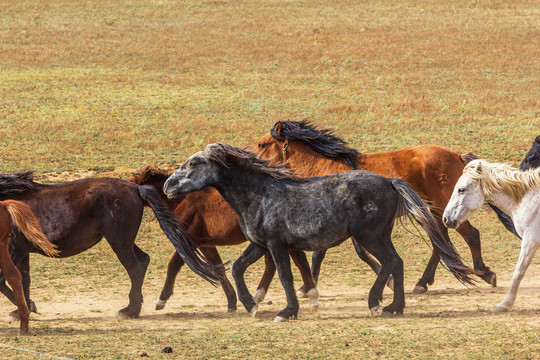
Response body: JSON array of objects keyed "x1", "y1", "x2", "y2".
[
  {"x1": 487, "y1": 273, "x2": 497, "y2": 287},
  {"x1": 386, "y1": 276, "x2": 394, "y2": 292},
  {"x1": 19, "y1": 328, "x2": 29, "y2": 335},
  {"x1": 253, "y1": 289, "x2": 266, "y2": 305},
  {"x1": 370, "y1": 305, "x2": 380, "y2": 316},
  {"x1": 492, "y1": 304, "x2": 510, "y2": 314},
  {"x1": 413, "y1": 285, "x2": 427, "y2": 294},
  {"x1": 7, "y1": 310, "x2": 19, "y2": 321},
  {"x1": 117, "y1": 309, "x2": 140, "y2": 319},
  {"x1": 155, "y1": 299, "x2": 167, "y2": 311},
  {"x1": 227, "y1": 307, "x2": 237, "y2": 313},
  {"x1": 274, "y1": 316, "x2": 288, "y2": 323},
  {"x1": 28, "y1": 301, "x2": 38, "y2": 314},
  {"x1": 249, "y1": 305, "x2": 258, "y2": 318}
]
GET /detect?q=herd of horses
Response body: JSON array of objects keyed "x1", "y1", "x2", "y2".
[{"x1": 1, "y1": 121, "x2": 539, "y2": 331}]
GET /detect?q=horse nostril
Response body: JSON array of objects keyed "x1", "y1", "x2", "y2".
[{"x1": 442, "y1": 216, "x2": 447, "y2": 225}]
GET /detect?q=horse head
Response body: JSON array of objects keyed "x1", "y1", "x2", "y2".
[
  {"x1": 519, "y1": 135, "x2": 540, "y2": 171},
  {"x1": 443, "y1": 160, "x2": 486, "y2": 229}
]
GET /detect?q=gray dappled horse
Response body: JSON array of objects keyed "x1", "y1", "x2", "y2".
[{"x1": 164, "y1": 143, "x2": 477, "y2": 321}]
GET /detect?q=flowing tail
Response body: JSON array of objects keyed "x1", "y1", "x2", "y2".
[
  {"x1": 2, "y1": 200, "x2": 58, "y2": 257},
  {"x1": 391, "y1": 179, "x2": 479, "y2": 286},
  {"x1": 137, "y1": 185, "x2": 224, "y2": 286}
]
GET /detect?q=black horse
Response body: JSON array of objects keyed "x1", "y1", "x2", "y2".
[
  {"x1": 164, "y1": 143, "x2": 477, "y2": 321},
  {"x1": 0, "y1": 172, "x2": 222, "y2": 319},
  {"x1": 490, "y1": 135, "x2": 540, "y2": 238}
]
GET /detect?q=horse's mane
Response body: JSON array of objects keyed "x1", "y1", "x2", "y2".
[
  {"x1": 270, "y1": 120, "x2": 359, "y2": 170},
  {"x1": 0, "y1": 171, "x2": 37, "y2": 195},
  {"x1": 464, "y1": 160, "x2": 540, "y2": 203},
  {"x1": 205, "y1": 143, "x2": 306, "y2": 181},
  {"x1": 130, "y1": 166, "x2": 170, "y2": 185}
]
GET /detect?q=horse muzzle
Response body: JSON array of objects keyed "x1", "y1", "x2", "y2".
[{"x1": 442, "y1": 215, "x2": 459, "y2": 229}]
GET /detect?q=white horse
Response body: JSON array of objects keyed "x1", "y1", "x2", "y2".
[{"x1": 443, "y1": 159, "x2": 540, "y2": 313}]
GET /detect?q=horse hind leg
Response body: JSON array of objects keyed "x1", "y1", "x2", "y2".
[
  {"x1": 290, "y1": 250, "x2": 318, "y2": 310},
  {"x1": 296, "y1": 249, "x2": 327, "y2": 298},
  {"x1": 353, "y1": 230, "x2": 402, "y2": 315},
  {"x1": 456, "y1": 220, "x2": 496, "y2": 286},
  {"x1": 493, "y1": 237, "x2": 539, "y2": 313},
  {"x1": 156, "y1": 252, "x2": 184, "y2": 310},
  {"x1": 253, "y1": 252, "x2": 275, "y2": 306},
  {"x1": 199, "y1": 247, "x2": 237, "y2": 312},
  {"x1": 0, "y1": 230, "x2": 29, "y2": 333}
]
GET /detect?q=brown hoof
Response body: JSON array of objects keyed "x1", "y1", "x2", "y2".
[
  {"x1": 413, "y1": 285, "x2": 428, "y2": 294},
  {"x1": 486, "y1": 272, "x2": 497, "y2": 287}
]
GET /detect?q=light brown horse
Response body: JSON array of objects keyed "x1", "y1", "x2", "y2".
[
  {"x1": 128, "y1": 168, "x2": 318, "y2": 312},
  {"x1": 0, "y1": 200, "x2": 58, "y2": 333},
  {"x1": 253, "y1": 120, "x2": 495, "y2": 293}
]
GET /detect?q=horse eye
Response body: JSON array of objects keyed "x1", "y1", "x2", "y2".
[
  {"x1": 258, "y1": 143, "x2": 265, "y2": 148},
  {"x1": 458, "y1": 188, "x2": 465, "y2": 194}
]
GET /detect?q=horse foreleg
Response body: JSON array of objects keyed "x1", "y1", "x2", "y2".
[
  {"x1": 267, "y1": 242, "x2": 299, "y2": 322},
  {"x1": 493, "y1": 237, "x2": 539, "y2": 313},
  {"x1": 231, "y1": 242, "x2": 267, "y2": 317},
  {"x1": 253, "y1": 253, "x2": 275, "y2": 306},
  {"x1": 199, "y1": 247, "x2": 237, "y2": 312},
  {"x1": 156, "y1": 252, "x2": 184, "y2": 310},
  {"x1": 18, "y1": 254, "x2": 37, "y2": 313}
]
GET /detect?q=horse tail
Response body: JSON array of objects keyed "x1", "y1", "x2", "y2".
[
  {"x1": 136, "y1": 185, "x2": 223, "y2": 286},
  {"x1": 390, "y1": 179, "x2": 478, "y2": 286},
  {"x1": 460, "y1": 152, "x2": 478, "y2": 164},
  {"x1": 2, "y1": 200, "x2": 58, "y2": 257}
]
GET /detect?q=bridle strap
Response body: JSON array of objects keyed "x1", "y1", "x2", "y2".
[{"x1": 281, "y1": 139, "x2": 289, "y2": 162}]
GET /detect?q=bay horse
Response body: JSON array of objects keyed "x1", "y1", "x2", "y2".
[
  {"x1": 253, "y1": 120, "x2": 494, "y2": 294},
  {"x1": 443, "y1": 160, "x2": 540, "y2": 312},
  {"x1": 163, "y1": 143, "x2": 477, "y2": 321},
  {"x1": 128, "y1": 167, "x2": 318, "y2": 312},
  {"x1": 0, "y1": 200, "x2": 58, "y2": 333},
  {"x1": 0, "y1": 172, "x2": 222, "y2": 319}
]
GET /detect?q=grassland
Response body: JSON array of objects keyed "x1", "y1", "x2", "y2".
[{"x1": 0, "y1": 0, "x2": 539, "y2": 359}]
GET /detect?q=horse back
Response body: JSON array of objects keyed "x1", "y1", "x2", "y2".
[{"x1": 360, "y1": 145, "x2": 467, "y2": 209}]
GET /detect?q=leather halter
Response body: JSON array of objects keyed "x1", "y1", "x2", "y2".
[{"x1": 281, "y1": 139, "x2": 289, "y2": 161}]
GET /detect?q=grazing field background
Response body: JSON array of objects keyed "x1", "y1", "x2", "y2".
[{"x1": 0, "y1": 0, "x2": 539, "y2": 359}]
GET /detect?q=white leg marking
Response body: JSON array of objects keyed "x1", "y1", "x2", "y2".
[
  {"x1": 253, "y1": 288, "x2": 267, "y2": 305},
  {"x1": 274, "y1": 316, "x2": 288, "y2": 322},
  {"x1": 249, "y1": 305, "x2": 258, "y2": 318},
  {"x1": 307, "y1": 288, "x2": 320, "y2": 308},
  {"x1": 296, "y1": 288, "x2": 307, "y2": 298},
  {"x1": 370, "y1": 305, "x2": 380, "y2": 316},
  {"x1": 155, "y1": 298, "x2": 167, "y2": 310}
]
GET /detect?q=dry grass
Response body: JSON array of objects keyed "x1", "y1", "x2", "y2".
[{"x1": 0, "y1": 0, "x2": 539, "y2": 359}]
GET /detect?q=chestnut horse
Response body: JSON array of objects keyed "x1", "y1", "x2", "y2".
[
  {"x1": 128, "y1": 168, "x2": 318, "y2": 312},
  {"x1": 0, "y1": 172, "x2": 222, "y2": 319},
  {"x1": 253, "y1": 120, "x2": 495, "y2": 293},
  {"x1": 0, "y1": 200, "x2": 58, "y2": 333}
]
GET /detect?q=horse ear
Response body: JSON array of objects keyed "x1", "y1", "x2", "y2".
[
  {"x1": 475, "y1": 161, "x2": 482, "y2": 173},
  {"x1": 274, "y1": 122, "x2": 282, "y2": 134}
]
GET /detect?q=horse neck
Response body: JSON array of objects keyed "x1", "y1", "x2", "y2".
[
  {"x1": 487, "y1": 190, "x2": 520, "y2": 218},
  {"x1": 213, "y1": 166, "x2": 284, "y2": 215},
  {"x1": 287, "y1": 144, "x2": 354, "y2": 176}
]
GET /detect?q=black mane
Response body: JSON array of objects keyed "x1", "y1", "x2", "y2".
[
  {"x1": 0, "y1": 171, "x2": 37, "y2": 195},
  {"x1": 205, "y1": 143, "x2": 306, "y2": 181},
  {"x1": 270, "y1": 120, "x2": 359, "y2": 170}
]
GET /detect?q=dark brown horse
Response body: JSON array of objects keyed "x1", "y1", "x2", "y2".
[
  {"x1": 128, "y1": 167, "x2": 318, "y2": 312},
  {"x1": 0, "y1": 172, "x2": 222, "y2": 319},
  {"x1": 253, "y1": 120, "x2": 495, "y2": 294},
  {"x1": 0, "y1": 200, "x2": 58, "y2": 333}
]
